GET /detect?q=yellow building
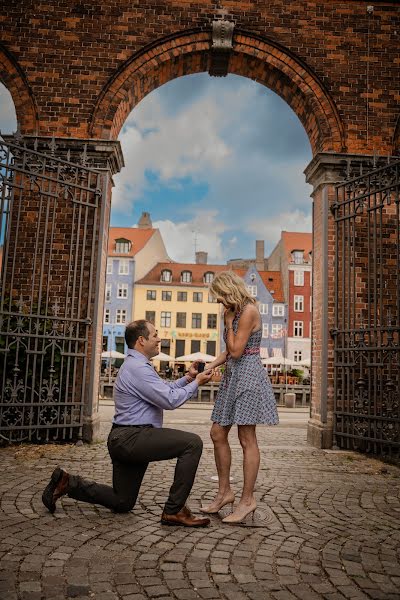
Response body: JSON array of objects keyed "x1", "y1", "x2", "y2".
[{"x1": 133, "y1": 255, "x2": 227, "y2": 371}]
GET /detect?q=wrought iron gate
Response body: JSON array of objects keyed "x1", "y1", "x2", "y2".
[
  {"x1": 333, "y1": 160, "x2": 400, "y2": 458},
  {"x1": 0, "y1": 136, "x2": 102, "y2": 442}
]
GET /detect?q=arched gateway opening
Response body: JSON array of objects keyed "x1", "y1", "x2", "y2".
[{"x1": 0, "y1": 13, "x2": 399, "y2": 454}]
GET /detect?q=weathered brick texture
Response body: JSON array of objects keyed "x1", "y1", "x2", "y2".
[{"x1": 0, "y1": 1, "x2": 399, "y2": 154}]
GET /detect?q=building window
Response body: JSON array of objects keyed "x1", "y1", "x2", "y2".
[
  {"x1": 208, "y1": 293, "x2": 217, "y2": 303},
  {"x1": 294, "y1": 270, "x2": 304, "y2": 286},
  {"x1": 204, "y1": 272, "x2": 214, "y2": 283},
  {"x1": 107, "y1": 259, "x2": 113, "y2": 274},
  {"x1": 102, "y1": 336, "x2": 108, "y2": 351},
  {"x1": 161, "y1": 339, "x2": 170, "y2": 355},
  {"x1": 104, "y1": 308, "x2": 110, "y2": 324},
  {"x1": 293, "y1": 350, "x2": 303, "y2": 362},
  {"x1": 181, "y1": 271, "x2": 192, "y2": 283},
  {"x1": 147, "y1": 290, "x2": 156, "y2": 301},
  {"x1": 294, "y1": 321, "x2": 303, "y2": 337},
  {"x1": 292, "y1": 250, "x2": 304, "y2": 264},
  {"x1": 247, "y1": 285, "x2": 257, "y2": 297},
  {"x1": 207, "y1": 314, "x2": 217, "y2": 329},
  {"x1": 115, "y1": 239, "x2": 131, "y2": 254},
  {"x1": 118, "y1": 284, "x2": 128, "y2": 299},
  {"x1": 272, "y1": 304, "x2": 284, "y2": 317},
  {"x1": 193, "y1": 292, "x2": 203, "y2": 302},
  {"x1": 105, "y1": 283, "x2": 111, "y2": 302},
  {"x1": 119, "y1": 259, "x2": 129, "y2": 275},
  {"x1": 116, "y1": 309, "x2": 127, "y2": 324},
  {"x1": 161, "y1": 311, "x2": 171, "y2": 327},
  {"x1": 294, "y1": 295, "x2": 304, "y2": 312},
  {"x1": 262, "y1": 324, "x2": 269, "y2": 338},
  {"x1": 192, "y1": 313, "x2": 202, "y2": 328},
  {"x1": 161, "y1": 269, "x2": 172, "y2": 282},
  {"x1": 272, "y1": 324, "x2": 283, "y2": 338},
  {"x1": 145, "y1": 311, "x2": 155, "y2": 324},
  {"x1": 259, "y1": 303, "x2": 268, "y2": 314},
  {"x1": 191, "y1": 340, "x2": 200, "y2": 353},
  {"x1": 176, "y1": 312, "x2": 186, "y2": 328},
  {"x1": 206, "y1": 340, "x2": 216, "y2": 356},
  {"x1": 162, "y1": 290, "x2": 172, "y2": 301},
  {"x1": 175, "y1": 339, "x2": 185, "y2": 358},
  {"x1": 177, "y1": 291, "x2": 187, "y2": 302}
]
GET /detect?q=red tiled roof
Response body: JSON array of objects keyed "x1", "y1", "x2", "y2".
[
  {"x1": 137, "y1": 262, "x2": 284, "y2": 301},
  {"x1": 234, "y1": 269, "x2": 284, "y2": 303},
  {"x1": 108, "y1": 227, "x2": 156, "y2": 257},
  {"x1": 136, "y1": 262, "x2": 228, "y2": 286},
  {"x1": 281, "y1": 231, "x2": 312, "y2": 262}
]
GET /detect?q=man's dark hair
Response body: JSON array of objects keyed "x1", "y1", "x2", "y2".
[{"x1": 125, "y1": 320, "x2": 150, "y2": 348}]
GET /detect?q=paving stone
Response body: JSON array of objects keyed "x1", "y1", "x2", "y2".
[{"x1": 0, "y1": 418, "x2": 399, "y2": 600}]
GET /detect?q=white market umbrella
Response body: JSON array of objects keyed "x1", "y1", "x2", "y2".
[
  {"x1": 175, "y1": 351, "x2": 216, "y2": 362},
  {"x1": 262, "y1": 356, "x2": 291, "y2": 366},
  {"x1": 152, "y1": 352, "x2": 174, "y2": 361},
  {"x1": 101, "y1": 350, "x2": 126, "y2": 360},
  {"x1": 299, "y1": 359, "x2": 311, "y2": 368}
]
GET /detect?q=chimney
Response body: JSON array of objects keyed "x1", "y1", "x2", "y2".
[
  {"x1": 196, "y1": 251, "x2": 208, "y2": 264},
  {"x1": 138, "y1": 211, "x2": 152, "y2": 229},
  {"x1": 255, "y1": 240, "x2": 264, "y2": 271}
]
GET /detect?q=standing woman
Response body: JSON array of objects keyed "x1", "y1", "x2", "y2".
[{"x1": 201, "y1": 271, "x2": 278, "y2": 523}]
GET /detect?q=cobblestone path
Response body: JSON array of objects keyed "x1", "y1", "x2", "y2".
[{"x1": 0, "y1": 420, "x2": 399, "y2": 600}]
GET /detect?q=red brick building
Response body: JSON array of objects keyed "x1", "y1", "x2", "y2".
[{"x1": 268, "y1": 232, "x2": 313, "y2": 366}]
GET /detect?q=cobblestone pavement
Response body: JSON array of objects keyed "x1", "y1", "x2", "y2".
[{"x1": 1, "y1": 410, "x2": 399, "y2": 600}]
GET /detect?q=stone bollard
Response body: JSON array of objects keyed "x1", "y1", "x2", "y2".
[{"x1": 284, "y1": 392, "x2": 296, "y2": 408}]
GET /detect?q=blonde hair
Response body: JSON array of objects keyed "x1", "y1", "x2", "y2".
[{"x1": 209, "y1": 271, "x2": 256, "y2": 313}]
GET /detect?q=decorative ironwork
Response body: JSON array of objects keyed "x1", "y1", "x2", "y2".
[
  {"x1": 0, "y1": 136, "x2": 102, "y2": 442},
  {"x1": 209, "y1": 19, "x2": 234, "y2": 77},
  {"x1": 333, "y1": 160, "x2": 400, "y2": 458}
]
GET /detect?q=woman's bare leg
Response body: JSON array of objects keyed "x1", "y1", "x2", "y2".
[
  {"x1": 201, "y1": 423, "x2": 233, "y2": 512},
  {"x1": 222, "y1": 425, "x2": 259, "y2": 522}
]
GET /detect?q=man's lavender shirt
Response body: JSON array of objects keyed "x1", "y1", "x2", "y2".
[{"x1": 113, "y1": 348, "x2": 199, "y2": 428}]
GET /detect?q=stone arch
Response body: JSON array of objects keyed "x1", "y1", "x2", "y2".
[
  {"x1": 89, "y1": 29, "x2": 345, "y2": 155},
  {"x1": 0, "y1": 44, "x2": 38, "y2": 135}
]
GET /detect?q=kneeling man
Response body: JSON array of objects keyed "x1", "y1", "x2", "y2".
[{"x1": 42, "y1": 320, "x2": 213, "y2": 527}]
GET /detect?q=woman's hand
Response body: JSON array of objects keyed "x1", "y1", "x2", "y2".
[{"x1": 224, "y1": 308, "x2": 235, "y2": 327}]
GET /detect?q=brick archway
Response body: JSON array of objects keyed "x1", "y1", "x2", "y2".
[
  {"x1": 89, "y1": 29, "x2": 345, "y2": 156},
  {"x1": 0, "y1": 44, "x2": 38, "y2": 135}
]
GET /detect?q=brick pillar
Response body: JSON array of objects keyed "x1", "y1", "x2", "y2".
[
  {"x1": 304, "y1": 152, "x2": 392, "y2": 449},
  {"x1": 3, "y1": 135, "x2": 124, "y2": 442}
]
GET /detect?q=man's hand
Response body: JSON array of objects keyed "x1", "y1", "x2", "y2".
[
  {"x1": 188, "y1": 361, "x2": 200, "y2": 379},
  {"x1": 196, "y1": 369, "x2": 213, "y2": 385}
]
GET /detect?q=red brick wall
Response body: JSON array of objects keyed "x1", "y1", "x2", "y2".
[{"x1": 0, "y1": 1, "x2": 399, "y2": 154}]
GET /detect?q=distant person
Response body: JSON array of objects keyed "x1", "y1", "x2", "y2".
[
  {"x1": 42, "y1": 320, "x2": 213, "y2": 527},
  {"x1": 201, "y1": 271, "x2": 278, "y2": 523}
]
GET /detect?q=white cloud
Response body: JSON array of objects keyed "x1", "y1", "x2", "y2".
[
  {"x1": 153, "y1": 210, "x2": 229, "y2": 264},
  {"x1": 246, "y1": 209, "x2": 312, "y2": 251},
  {"x1": 112, "y1": 93, "x2": 232, "y2": 213},
  {"x1": 0, "y1": 84, "x2": 17, "y2": 134}
]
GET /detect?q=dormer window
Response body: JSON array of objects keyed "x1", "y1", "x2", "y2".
[
  {"x1": 181, "y1": 270, "x2": 192, "y2": 283},
  {"x1": 161, "y1": 269, "x2": 172, "y2": 282},
  {"x1": 115, "y1": 238, "x2": 131, "y2": 254},
  {"x1": 292, "y1": 250, "x2": 304, "y2": 264},
  {"x1": 204, "y1": 271, "x2": 214, "y2": 284}
]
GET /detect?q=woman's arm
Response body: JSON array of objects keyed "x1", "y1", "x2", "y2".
[
  {"x1": 206, "y1": 350, "x2": 227, "y2": 370},
  {"x1": 225, "y1": 305, "x2": 259, "y2": 359}
]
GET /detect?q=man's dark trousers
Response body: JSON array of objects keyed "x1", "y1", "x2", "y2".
[{"x1": 67, "y1": 426, "x2": 203, "y2": 514}]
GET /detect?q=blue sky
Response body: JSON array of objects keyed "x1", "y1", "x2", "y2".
[{"x1": 0, "y1": 74, "x2": 312, "y2": 263}]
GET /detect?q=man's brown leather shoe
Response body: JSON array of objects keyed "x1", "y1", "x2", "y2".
[
  {"x1": 161, "y1": 505, "x2": 210, "y2": 527},
  {"x1": 42, "y1": 467, "x2": 69, "y2": 513}
]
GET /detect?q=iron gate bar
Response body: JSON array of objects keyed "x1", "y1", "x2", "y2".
[
  {"x1": 0, "y1": 136, "x2": 103, "y2": 443},
  {"x1": 333, "y1": 159, "x2": 400, "y2": 458}
]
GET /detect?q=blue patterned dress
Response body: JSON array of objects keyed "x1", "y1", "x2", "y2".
[{"x1": 211, "y1": 306, "x2": 279, "y2": 427}]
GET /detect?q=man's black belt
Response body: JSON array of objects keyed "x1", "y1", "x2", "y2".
[{"x1": 112, "y1": 423, "x2": 153, "y2": 429}]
